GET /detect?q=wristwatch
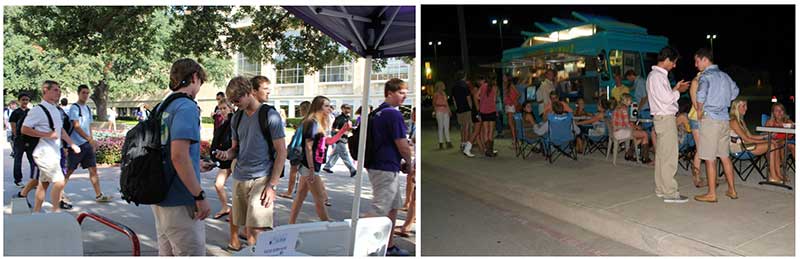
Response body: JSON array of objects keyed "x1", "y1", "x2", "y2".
[{"x1": 193, "y1": 190, "x2": 205, "y2": 201}]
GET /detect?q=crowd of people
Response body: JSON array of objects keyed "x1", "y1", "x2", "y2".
[
  {"x1": 431, "y1": 46, "x2": 794, "y2": 204},
  {"x1": 3, "y1": 58, "x2": 416, "y2": 256}
]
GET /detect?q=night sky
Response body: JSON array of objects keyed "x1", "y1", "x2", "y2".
[{"x1": 422, "y1": 5, "x2": 795, "y2": 96}]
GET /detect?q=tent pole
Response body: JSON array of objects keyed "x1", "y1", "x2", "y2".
[{"x1": 350, "y1": 55, "x2": 373, "y2": 254}]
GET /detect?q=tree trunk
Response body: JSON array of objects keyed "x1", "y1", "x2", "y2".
[{"x1": 91, "y1": 80, "x2": 109, "y2": 122}]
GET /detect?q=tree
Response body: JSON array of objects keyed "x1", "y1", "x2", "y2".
[{"x1": 6, "y1": 6, "x2": 412, "y2": 116}]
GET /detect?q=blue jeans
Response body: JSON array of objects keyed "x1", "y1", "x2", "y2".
[{"x1": 324, "y1": 142, "x2": 356, "y2": 172}]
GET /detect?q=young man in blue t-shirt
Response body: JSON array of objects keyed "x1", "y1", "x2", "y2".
[
  {"x1": 63, "y1": 84, "x2": 112, "y2": 205},
  {"x1": 366, "y1": 78, "x2": 414, "y2": 256},
  {"x1": 153, "y1": 59, "x2": 216, "y2": 256}
]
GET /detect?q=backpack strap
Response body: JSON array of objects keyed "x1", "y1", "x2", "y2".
[
  {"x1": 39, "y1": 104, "x2": 55, "y2": 131},
  {"x1": 258, "y1": 104, "x2": 276, "y2": 161},
  {"x1": 71, "y1": 103, "x2": 82, "y2": 117}
]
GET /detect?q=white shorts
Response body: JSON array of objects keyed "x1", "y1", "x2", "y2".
[
  {"x1": 33, "y1": 151, "x2": 64, "y2": 183},
  {"x1": 504, "y1": 105, "x2": 516, "y2": 113},
  {"x1": 614, "y1": 128, "x2": 632, "y2": 140}
]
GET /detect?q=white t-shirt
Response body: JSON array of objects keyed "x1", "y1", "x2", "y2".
[{"x1": 22, "y1": 101, "x2": 63, "y2": 157}]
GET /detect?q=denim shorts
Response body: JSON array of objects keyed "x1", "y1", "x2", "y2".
[{"x1": 689, "y1": 119, "x2": 699, "y2": 130}]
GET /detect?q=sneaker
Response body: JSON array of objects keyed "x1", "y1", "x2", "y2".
[
  {"x1": 59, "y1": 201, "x2": 74, "y2": 210},
  {"x1": 96, "y1": 194, "x2": 113, "y2": 202},
  {"x1": 350, "y1": 170, "x2": 357, "y2": 177},
  {"x1": 322, "y1": 168, "x2": 334, "y2": 174},
  {"x1": 663, "y1": 195, "x2": 689, "y2": 203},
  {"x1": 385, "y1": 246, "x2": 410, "y2": 256},
  {"x1": 439, "y1": 143, "x2": 444, "y2": 150},
  {"x1": 463, "y1": 150, "x2": 475, "y2": 158},
  {"x1": 14, "y1": 182, "x2": 23, "y2": 188}
]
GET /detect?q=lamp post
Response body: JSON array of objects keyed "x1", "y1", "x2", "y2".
[
  {"x1": 492, "y1": 18, "x2": 509, "y2": 51},
  {"x1": 428, "y1": 40, "x2": 442, "y2": 81},
  {"x1": 706, "y1": 34, "x2": 717, "y2": 54}
]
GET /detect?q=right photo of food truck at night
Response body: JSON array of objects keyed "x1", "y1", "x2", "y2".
[{"x1": 420, "y1": 5, "x2": 794, "y2": 256}]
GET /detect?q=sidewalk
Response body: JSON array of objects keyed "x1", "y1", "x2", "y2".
[
  {"x1": 2, "y1": 142, "x2": 415, "y2": 256},
  {"x1": 421, "y1": 127, "x2": 793, "y2": 256}
]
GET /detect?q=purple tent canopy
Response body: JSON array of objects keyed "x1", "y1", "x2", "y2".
[
  {"x1": 283, "y1": 6, "x2": 416, "y2": 58},
  {"x1": 282, "y1": 6, "x2": 416, "y2": 255}
]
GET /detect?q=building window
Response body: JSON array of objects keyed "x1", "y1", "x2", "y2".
[
  {"x1": 276, "y1": 64, "x2": 305, "y2": 84},
  {"x1": 237, "y1": 52, "x2": 261, "y2": 77},
  {"x1": 319, "y1": 63, "x2": 352, "y2": 83},
  {"x1": 372, "y1": 58, "x2": 410, "y2": 81}
]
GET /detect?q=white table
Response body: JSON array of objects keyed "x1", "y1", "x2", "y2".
[
  {"x1": 573, "y1": 116, "x2": 592, "y2": 121},
  {"x1": 756, "y1": 126, "x2": 795, "y2": 190}
]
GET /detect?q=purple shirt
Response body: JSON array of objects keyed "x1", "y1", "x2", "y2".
[{"x1": 367, "y1": 102, "x2": 407, "y2": 172}]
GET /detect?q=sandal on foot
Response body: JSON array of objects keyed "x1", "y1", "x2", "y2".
[
  {"x1": 694, "y1": 195, "x2": 718, "y2": 203},
  {"x1": 224, "y1": 244, "x2": 244, "y2": 252},
  {"x1": 277, "y1": 193, "x2": 293, "y2": 199},
  {"x1": 725, "y1": 191, "x2": 739, "y2": 199},
  {"x1": 324, "y1": 200, "x2": 332, "y2": 207},
  {"x1": 393, "y1": 226, "x2": 411, "y2": 238},
  {"x1": 213, "y1": 210, "x2": 230, "y2": 219}
]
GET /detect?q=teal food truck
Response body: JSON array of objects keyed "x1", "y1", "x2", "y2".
[{"x1": 501, "y1": 11, "x2": 668, "y2": 113}]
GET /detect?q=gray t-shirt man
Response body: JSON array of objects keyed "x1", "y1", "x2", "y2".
[{"x1": 231, "y1": 107, "x2": 286, "y2": 181}]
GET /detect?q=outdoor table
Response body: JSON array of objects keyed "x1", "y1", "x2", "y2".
[
  {"x1": 756, "y1": 126, "x2": 795, "y2": 190},
  {"x1": 573, "y1": 116, "x2": 592, "y2": 121}
]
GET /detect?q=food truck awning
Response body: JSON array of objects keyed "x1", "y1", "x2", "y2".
[{"x1": 502, "y1": 11, "x2": 667, "y2": 64}]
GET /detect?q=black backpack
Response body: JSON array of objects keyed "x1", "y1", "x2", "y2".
[
  {"x1": 348, "y1": 106, "x2": 389, "y2": 167},
  {"x1": 18, "y1": 104, "x2": 66, "y2": 150},
  {"x1": 232, "y1": 103, "x2": 284, "y2": 177},
  {"x1": 120, "y1": 93, "x2": 192, "y2": 206}
]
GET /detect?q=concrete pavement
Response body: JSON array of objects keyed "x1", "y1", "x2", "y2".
[
  {"x1": 2, "y1": 142, "x2": 415, "y2": 256},
  {"x1": 421, "y1": 126, "x2": 793, "y2": 256}
]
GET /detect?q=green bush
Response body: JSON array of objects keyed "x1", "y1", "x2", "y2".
[{"x1": 202, "y1": 116, "x2": 214, "y2": 124}]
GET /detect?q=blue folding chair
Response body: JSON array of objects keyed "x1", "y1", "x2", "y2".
[
  {"x1": 513, "y1": 113, "x2": 541, "y2": 159},
  {"x1": 543, "y1": 112, "x2": 577, "y2": 164},
  {"x1": 728, "y1": 143, "x2": 767, "y2": 181},
  {"x1": 762, "y1": 114, "x2": 769, "y2": 127},
  {"x1": 581, "y1": 116, "x2": 608, "y2": 156},
  {"x1": 677, "y1": 132, "x2": 696, "y2": 171}
]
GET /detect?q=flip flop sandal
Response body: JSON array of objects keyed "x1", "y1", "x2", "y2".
[
  {"x1": 224, "y1": 244, "x2": 244, "y2": 252},
  {"x1": 393, "y1": 227, "x2": 411, "y2": 238},
  {"x1": 278, "y1": 193, "x2": 293, "y2": 199},
  {"x1": 213, "y1": 211, "x2": 230, "y2": 219},
  {"x1": 325, "y1": 200, "x2": 332, "y2": 207}
]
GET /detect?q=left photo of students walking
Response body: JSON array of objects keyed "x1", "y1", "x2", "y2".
[
  {"x1": 2, "y1": 6, "x2": 417, "y2": 256},
  {"x1": 421, "y1": 4, "x2": 794, "y2": 256}
]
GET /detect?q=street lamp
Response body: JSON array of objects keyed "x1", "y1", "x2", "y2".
[
  {"x1": 428, "y1": 40, "x2": 442, "y2": 80},
  {"x1": 706, "y1": 34, "x2": 717, "y2": 53},
  {"x1": 491, "y1": 18, "x2": 510, "y2": 51}
]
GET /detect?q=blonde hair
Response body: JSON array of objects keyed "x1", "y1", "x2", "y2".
[
  {"x1": 620, "y1": 93, "x2": 633, "y2": 107},
  {"x1": 730, "y1": 99, "x2": 750, "y2": 136},
  {"x1": 217, "y1": 97, "x2": 234, "y2": 112},
  {"x1": 304, "y1": 96, "x2": 331, "y2": 134},
  {"x1": 435, "y1": 81, "x2": 445, "y2": 93},
  {"x1": 770, "y1": 103, "x2": 789, "y2": 123}
]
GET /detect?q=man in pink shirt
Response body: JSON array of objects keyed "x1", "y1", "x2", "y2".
[{"x1": 646, "y1": 46, "x2": 690, "y2": 203}]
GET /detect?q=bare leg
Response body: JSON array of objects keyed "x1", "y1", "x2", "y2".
[
  {"x1": 308, "y1": 175, "x2": 330, "y2": 221},
  {"x1": 288, "y1": 175, "x2": 311, "y2": 224},
  {"x1": 33, "y1": 181, "x2": 49, "y2": 213},
  {"x1": 700, "y1": 159, "x2": 718, "y2": 199},
  {"x1": 50, "y1": 181, "x2": 65, "y2": 212},
  {"x1": 214, "y1": 169, "x2": 231, "y2": 216},
  {"x1": 507, "y1": 112, "x2": 517, "y2": 149},
  {"x1": 247, "y1": 227, "x2": 269, "y2": 246},
  {"x1": 719, "y1": 156, "x2": 736, "y2": 194},
  {"x1": 280, "y1": 165, "x2": 299, "y2": 197},
  {"x1": 88, "y1": 167, "x2": 103, "y2": 197},
  {"x1": 228, "y1": 219, "x2": 241, "y2": 249}
]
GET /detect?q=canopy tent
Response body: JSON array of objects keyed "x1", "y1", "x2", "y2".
[{"x1": 283, "y1": 5, "x2": 416, "y2": 254}]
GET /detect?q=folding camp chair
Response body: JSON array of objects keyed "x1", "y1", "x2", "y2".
[
  {"x1": 581, "y1": 120, "x2": 608, "y2": 156},
  {"x1": 513, "y1": 113, "x2": 541, "y2": 159},
  {"x1": 678, "y1": 131, "x2": 696, "y2": 171},
  {"x1": 726, "y1": 141, "x2": 767, "y2": 181},
  {"x1": 543, "y1": 112, "x2": 577, "y2": 164}
]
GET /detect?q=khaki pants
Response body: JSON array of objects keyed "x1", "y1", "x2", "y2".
[
  {"x1": 653, "y1": 115, "x2": 679, "y2": 198},
  {"x1": 152, "y1": 205, "x2": 206, "y2": 256}
]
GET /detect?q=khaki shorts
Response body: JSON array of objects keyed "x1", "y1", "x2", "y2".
[
  {"x1": 698, "y1": 118, "x2": 730, "y2": 160},
  {"x1": 456, "y1": 112, "x2": 472, "y2": 131},
  {"x1": 152, "y1": 205, "x2": 206, "y2": 256},
  {"x1": 232, "y1": 177, "x2": 274, "y2": 228},
  {"x1": 367, "y1": 169, "x2": 403, "y2": 216},
  {"x1": 33, "y1": 151, "x2": 64, "y2": 183},
  {"x1": 299, "y1": 165, "x2": 319, "y2": 177}
]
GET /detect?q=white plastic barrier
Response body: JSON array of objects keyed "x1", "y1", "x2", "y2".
[
  {"x1": 4, "y1": 213, "x2": 83, "y2": 256},
  {"x1": 235, "y1": 216, "x2": 392, "y2": 256}
]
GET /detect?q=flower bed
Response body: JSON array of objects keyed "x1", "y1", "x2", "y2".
[{"x1": 96, "y1": 137, "x2": 125, "y2": 165}]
